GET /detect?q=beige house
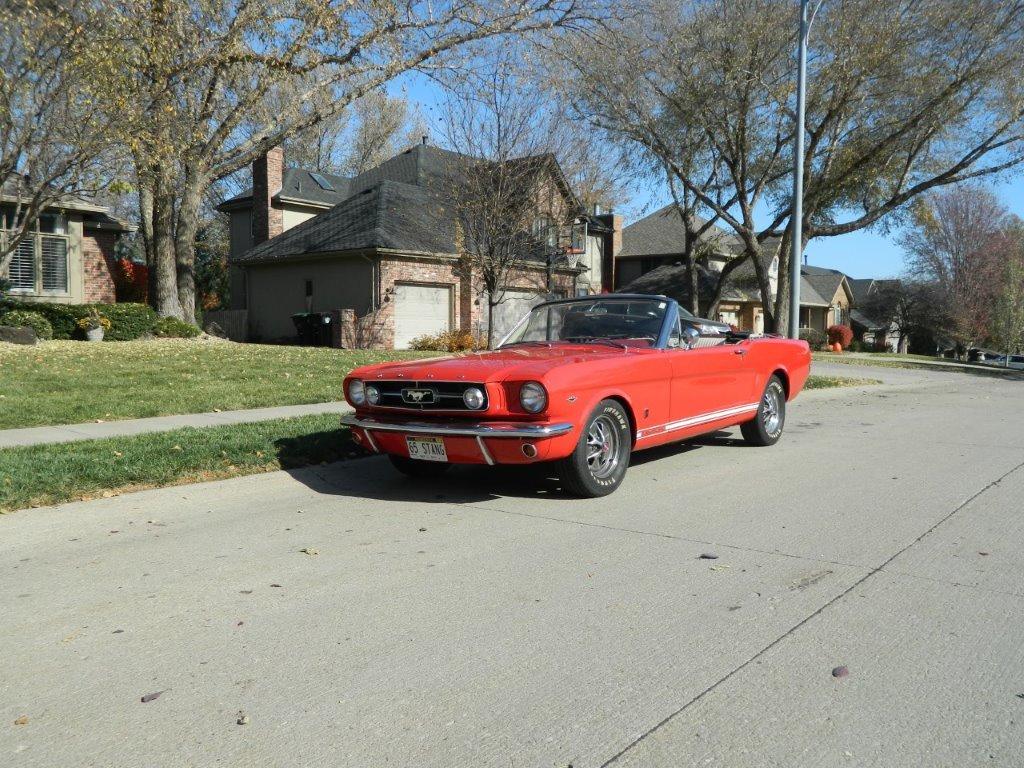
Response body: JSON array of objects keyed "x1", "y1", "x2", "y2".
[
  {"x1": 616, "y1": 203, "x2": 856, "y2": 333},
  {"x1": 1, "y1": 184, "x2": 132, "y2": 305},
  {"x1": 218, "y1": 144, "x2": 621, "y2": 347}
]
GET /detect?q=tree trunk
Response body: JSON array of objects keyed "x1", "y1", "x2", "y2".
[
  {"x1": 137, "y1": 182, "x2": 157, "y2": 305},
  {"x1": 773, "y1": 229, "x2": 793, "y2": 336},
  {"x1": 150, "y1": 167, "x2": 183, "y2": 319},
  {"x1": 746, "y1": 243, "x2": 776, "y2": 333},
  {"x1": 174, "y1": 171, "x2": 207, "y2": 325},
  {"x1": 487, "y1": 301, "x2": 495, "y2": 349}
]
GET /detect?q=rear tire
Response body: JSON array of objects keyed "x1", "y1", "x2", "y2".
[
  {"x1": 389, "y1": 455, "x2": 452, "y2": 477},
  {"x1": 741, "y1": 375, "x2": 786, "y2": 446},
  {"x1": 557, "y1": 399, "x2": 631, "y2": 497}
]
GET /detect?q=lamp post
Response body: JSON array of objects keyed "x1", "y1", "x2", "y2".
[{"x1": 788, "y1": 0, "x2": 810, "y2": 339}]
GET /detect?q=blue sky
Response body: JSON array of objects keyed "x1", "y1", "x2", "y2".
[{"x1": 398, "y1": 73, "x2": 1024, "y2": 282}]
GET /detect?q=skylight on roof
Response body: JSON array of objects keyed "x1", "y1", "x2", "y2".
[{"x1": 309, "y1": 172, "x2": 335, "y2": 191}]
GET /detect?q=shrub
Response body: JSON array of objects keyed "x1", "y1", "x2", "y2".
[
  {"x1": 799, "y1": 327, "x2": 827, "y2": 350},
  {"x1": 0, "y1": 310, "x2": 54, "y2": 340},
  {"x1": 0, "y1": 300, "x2": 157, "y2": 340},
  {"x1": 97, "y1": 303, "x2": 158, "y2": 340},
  {"x1": 827, "y1": 324, "x2": 854, "y2": 349},
  {"x1": 154, "y1": 316, "x2": 201, "y2": 338},
  {"x1": 408, "y1": 329, "x2": 486, "y2": 352}
]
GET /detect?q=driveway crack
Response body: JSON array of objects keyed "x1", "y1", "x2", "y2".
[{"x1": 597, "y1": 457, "x2": 1024, "y2": 767}]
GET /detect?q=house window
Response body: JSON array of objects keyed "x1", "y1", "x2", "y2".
[
  {"x1": 41, "y1": 235, "x2": 68, "y2": 292},
  {"x1": 7, "y1": 237, "x2": 35, "y2": 291},
  {"x1": 532, "y1": 216, "x2": 556, "y2": 249},
  {"x1": 1, "y1": 213, "x2": 69, "y2": 294}
]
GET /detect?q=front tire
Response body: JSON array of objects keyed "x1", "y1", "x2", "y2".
[
  {"x1": 741, "y1": 375, "x2": 786, "y2": 446},
  {"x1": 389, "y1": 455, "x2": 452, "y2": 477},
  {"x1": 557, "y1": 399, "x2": 631, "y2": 497}
]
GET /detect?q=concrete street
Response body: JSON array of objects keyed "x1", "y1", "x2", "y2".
[{"x1": 2, "y1": 362, "x2": 1023, "y2": 767}]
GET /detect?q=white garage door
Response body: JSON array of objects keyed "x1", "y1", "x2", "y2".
[
  {"x1": 393, "y1": 283, "x2": 452, "y2": 349},
  {"x1": 490, "y1": 289, "x2": 545, "y2": 343}
]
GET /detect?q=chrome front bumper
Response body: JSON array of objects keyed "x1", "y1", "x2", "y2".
[{"x1": 340, "y1": 413, "x2": 574, "y2": 439}]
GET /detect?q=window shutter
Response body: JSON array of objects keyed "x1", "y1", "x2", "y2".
[
  {"x1": 41, "y1": 235, "x2": 68, "y2": 292},
  {"x1": 8, "y1": 236, "x2": 35, "y2": 290}
]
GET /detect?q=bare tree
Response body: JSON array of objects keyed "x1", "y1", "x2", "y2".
[
  {"x1": 0, "y1": 1, "x2": 118, "y2": 274},
  {"x1": 82, "y1": 0, "x2": 585, "y2": 323},
  {"x1": 438, "y1": 50, "x2": 588, "y2": 347},
  {"x1": 558, "y1": 0, "x2": 1024, "y2": 333},
  {"x1": 902, "y1": 187, "x2": 1008, "y2": 356},
  {"x1": 343, "y1": 91, "x2": 414, "y2": 175}
]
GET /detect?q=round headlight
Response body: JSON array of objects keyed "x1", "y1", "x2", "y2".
[
  {"x1": 365, "y1": 384, "x2": 380, "y2": 405},
  {"x1": 519, "y1": 382, "x2": 547, "y2": 413},
  {"x1": 463, "y1": 386, "x2": 485, "y2": 410},
  {"x1": 348, "y1": 379, "x2": 366, "y2": 406}
]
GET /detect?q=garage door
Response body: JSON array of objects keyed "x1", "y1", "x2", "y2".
[
  {"x1": 393, "y1": 283, "x2": 452, "y2": 349},
  {"x1": 490, "y1": 289, "x2": 545, "y2": 343}
]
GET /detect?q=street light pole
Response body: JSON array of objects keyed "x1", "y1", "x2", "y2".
[{"x1": 788, "y1": 0, "x2": 809, "y2": 339}]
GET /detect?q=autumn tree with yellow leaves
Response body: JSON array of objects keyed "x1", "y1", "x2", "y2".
[{"x1": 77, "y1": 0, "x2": 585, "y2": 322}]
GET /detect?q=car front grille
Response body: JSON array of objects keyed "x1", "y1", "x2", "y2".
[{"x1": 369, "y1": 381, "x2": 488, "y2": 411}]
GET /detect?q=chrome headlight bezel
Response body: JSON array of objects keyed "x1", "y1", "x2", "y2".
[
  {"x1": 348, "y1": 379, "x2": 366, "y2": 406},
  {"x1": 519, "y1": 381, "x2": 547, "y2": 413},
  {"x1": 365, "y1": 384, "x2": 380, "y2": 405},
  {"x1": 463, "y1": 386, "x2": 485, "y2": 410}
]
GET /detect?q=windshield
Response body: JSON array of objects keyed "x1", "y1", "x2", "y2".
[{"x1": 501, "y1": 298, "x2": 669, "y2": 347}]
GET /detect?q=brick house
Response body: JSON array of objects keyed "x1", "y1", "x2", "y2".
[
  {"x1": 217, "y1": 143, "x2": 622, "y2": 348},
  {"x1": 1, "y1": 183, "x2": 133, "y2": 305},
  {"x1": 615, "y1": 203, "x2": 856, "y2": 333}
]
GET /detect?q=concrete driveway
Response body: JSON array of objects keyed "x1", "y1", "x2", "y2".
[{"x1": 3, "y1": 363, "x2": 1023, "y2": 767}]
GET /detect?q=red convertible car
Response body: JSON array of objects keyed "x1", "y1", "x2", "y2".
[{"x1": 341, "y1": 295, "x2": 810, "y2": 497}]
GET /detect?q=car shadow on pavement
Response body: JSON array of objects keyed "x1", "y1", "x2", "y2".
[{"x1": 276, "y1": 429, "x2": 740, "y2": 503}]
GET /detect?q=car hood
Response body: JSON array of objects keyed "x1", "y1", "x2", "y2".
[{"x1": 357, "y1": 344, "x2": 646, "y2": 382}]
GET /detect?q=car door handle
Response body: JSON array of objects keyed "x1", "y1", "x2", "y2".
[{"x1": 734, "y1": 347, "x2": 747, "y2": 355}]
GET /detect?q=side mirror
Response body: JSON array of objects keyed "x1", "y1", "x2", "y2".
[{"x1": 682, "y1": 327, "x2": 700, "y2": 349}]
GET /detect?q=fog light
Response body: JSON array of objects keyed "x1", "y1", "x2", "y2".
[
  {"x1": 365, "y1": 385, "x2": 380, "y2": 405},
  {"x1": 463, "y1": 386, "x2": 485, "y2": 410}
]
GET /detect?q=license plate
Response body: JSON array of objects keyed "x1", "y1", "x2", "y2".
[{"x1": 405, "y1": 436, "x2": 448, "y2": 462}]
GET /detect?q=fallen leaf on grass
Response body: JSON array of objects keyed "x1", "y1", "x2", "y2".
[{"x1": 14, "y1": 715, "x2": 28, "y2": 726}]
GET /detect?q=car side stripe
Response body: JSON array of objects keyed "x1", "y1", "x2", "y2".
[{"x1": 636, "y1": 403, "x2": 760, "y2": 440}]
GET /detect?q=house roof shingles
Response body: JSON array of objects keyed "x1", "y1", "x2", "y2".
[
  {"x1": 619, "y1": 203, "x2": 742, "y2": 259},
  {"x1": 235, "y1": 180, "x2": 457, "y2": 263},
  {"x1": 229, "y1": 143, "x2": 582, "y2": 266}
]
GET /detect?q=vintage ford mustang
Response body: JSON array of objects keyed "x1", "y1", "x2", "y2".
[{"x1": 341, "y1": 295, "x2": 811, "y2": 497}]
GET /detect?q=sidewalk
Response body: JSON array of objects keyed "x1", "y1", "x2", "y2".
[{"x1": 0, "y1": 401, "x2": 353, "y2": 449}]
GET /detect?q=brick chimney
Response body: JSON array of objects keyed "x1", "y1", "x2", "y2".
[
  {"x1": 252, "y1": 146, "x2": 284, "y2": 244},
  {"x1": 595, "y1": 212, "x2": 623, "y2": 291}
]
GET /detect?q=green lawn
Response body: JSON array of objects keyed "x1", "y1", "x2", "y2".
[
  {"x1": 0, "y1": 414, "x2": 353, "y2": 512},
  {"x1": 0, "y1": 373, "x2": 878, "y2": 512},
  {"x1": 0, "y1": 339, "x2": 436, "y2": 429}
]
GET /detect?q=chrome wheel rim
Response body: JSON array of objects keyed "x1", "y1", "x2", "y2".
[
  {"x1": 762, "y1": 386, "x2": 782, "y2": 434},
  {"x1": 586, "y1": 414, "x2": 620, "y2": 479}
]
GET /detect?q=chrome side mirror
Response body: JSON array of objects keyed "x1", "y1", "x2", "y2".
[{"x1": 682, "y1": 327, "x2": 700, "y2": 349}]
